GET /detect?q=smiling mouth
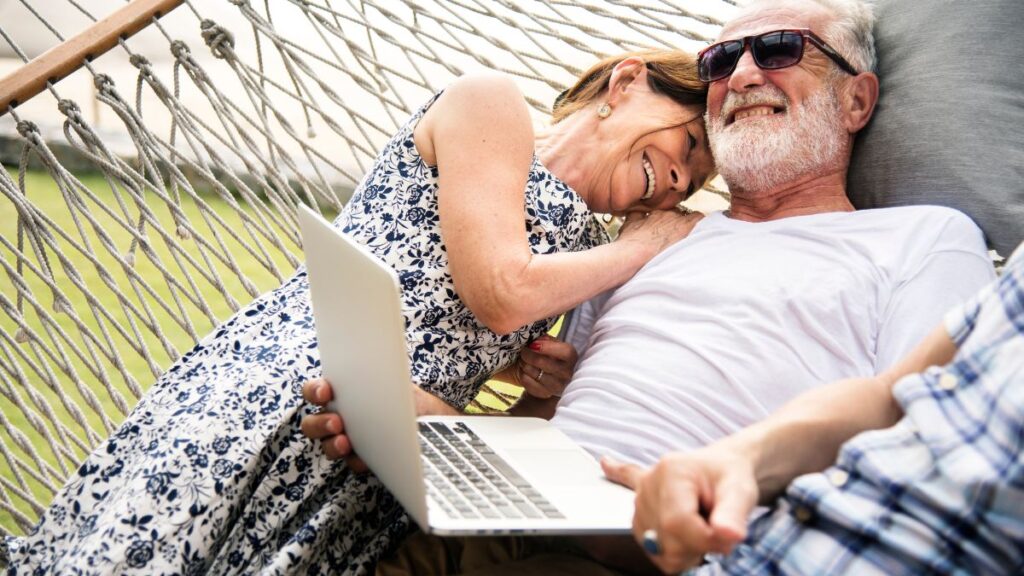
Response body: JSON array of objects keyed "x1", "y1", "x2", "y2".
[
  {"x1": 727, "y1": 105, "x2": 785, "y2": 126},
  {"x1": 641, "y1": 152, "x2": 656, "y2": 200}
]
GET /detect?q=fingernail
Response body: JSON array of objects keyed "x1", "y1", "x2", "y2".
[
  {"x1": 317, "y1": 383, "x2": 329, "y2": 402},
  {"x1": 327, "y1": 418, "x2": 340, "y2": 434},
  {"x1": 529, "y1": 342, "x2": 541, "y2": 351}
]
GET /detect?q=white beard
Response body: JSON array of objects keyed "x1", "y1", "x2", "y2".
[{"x1": 707, "y1": 84, "x2": 848, "y2": 194}]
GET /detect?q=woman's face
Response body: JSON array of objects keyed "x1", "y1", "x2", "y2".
[{"x1": 592, "y1": 95, "x2": 714, "y2": 216}]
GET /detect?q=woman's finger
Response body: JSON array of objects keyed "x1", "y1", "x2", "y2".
[
  {"x1": 520, "y1": 347, "x2": 573, "y2": 382},
  {"x1": 300, "y1": 412, "x2": 343, "y2": 439},
  {"x1": 530, "y1": 336, "x2": 578, "y2": 363},
  {"x1": 347, "y1": 454, "x2": 369, "y2": 474},
  {"x1": 322, "y1": 433, "x2": 354, "y2": 460},
  {"x1": 518, "y1": 360, "x2": 565, "y2": 398},
  {"x1": 302, "y1": 378, "x2": 334, "y2": 405}
]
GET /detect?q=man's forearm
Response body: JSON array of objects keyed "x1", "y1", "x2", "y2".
[
  {"x1": 724, "y1": 374, "x2": 901, "y2": 503},
  {"x1": 726, "y1": 324, "x2": 957, "y2": 503}
]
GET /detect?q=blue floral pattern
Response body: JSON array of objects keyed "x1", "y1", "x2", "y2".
[
  {"x1": 3, "y1": 91, "x2": 606, "y2": 574},
  {"x1": 340, "y1": 91, "x2": 607, "y2": 408}
]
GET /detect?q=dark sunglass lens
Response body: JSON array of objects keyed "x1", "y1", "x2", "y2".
[
  {"x1": 753, "y1": 31, "x2": 804, "y2": 69},
  {"x1": 699, "y1": 41, "x2": 743, "y2": 81}
]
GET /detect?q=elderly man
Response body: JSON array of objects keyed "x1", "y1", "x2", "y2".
[{"x1": 302, "y1": 0, "x2": 997, "y2": 573}]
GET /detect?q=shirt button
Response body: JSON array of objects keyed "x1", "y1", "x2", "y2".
[
  {"x1": 794, "y1": 506, "x2": 813, "y2": 523},
  {"x1": 828, "y1": 469, "x2": 850, "y2": 488},
  {"x1": 938, "y1": 373, "x2": 959, "y2": 391}
]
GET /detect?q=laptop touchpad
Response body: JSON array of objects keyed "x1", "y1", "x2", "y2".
[{"x1": 508, "y1": 450, "x2": 606, "y2": 486}]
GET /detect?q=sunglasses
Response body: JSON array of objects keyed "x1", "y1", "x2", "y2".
[{"x1": 698, "y1": 29, "x2": 859, "y2": 83}]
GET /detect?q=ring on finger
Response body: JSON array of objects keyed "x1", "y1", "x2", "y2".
[
  {"x1": 537, "y1": 369, "x2": 545, "y2": 381},
  {"x1": 642, "y1": 528, "x2": 661, "y2": 556}
]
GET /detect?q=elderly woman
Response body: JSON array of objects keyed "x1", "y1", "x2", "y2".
[{"x1": 5, "y1": 50, "x2": 714, "y2": 574}]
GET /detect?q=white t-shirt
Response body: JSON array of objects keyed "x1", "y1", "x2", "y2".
[{"x1": 551, "y1": 207, "x2": 996, "y2": 467}]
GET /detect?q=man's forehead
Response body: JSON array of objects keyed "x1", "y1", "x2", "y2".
[{"x1": 718, "y1": 1, "x2": 831, "y2": 40}]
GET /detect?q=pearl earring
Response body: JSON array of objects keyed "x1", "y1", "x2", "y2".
[{"x1": 597, "y1": 103, "x2": 612, "y2": 119}]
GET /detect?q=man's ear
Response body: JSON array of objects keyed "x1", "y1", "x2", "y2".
[
  {"x1": 842, "y1": 71, "x2": 879, "y2": 134},
  {"x1": 606, "y1": 56, "x2": 648, "y2": 105}
]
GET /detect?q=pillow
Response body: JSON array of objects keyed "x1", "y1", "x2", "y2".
[{"x1": 847, "y1": 0, "x2": 1024, "y2": 257}]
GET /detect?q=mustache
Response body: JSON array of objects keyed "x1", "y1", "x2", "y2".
[{"x1": 718, "y1": 87, "x2": 790, "y2": 123}]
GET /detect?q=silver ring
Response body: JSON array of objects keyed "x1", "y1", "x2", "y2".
[
  {"x1": 537, "y1": 369, "x2": 545, "y2": 381},
  {"x1": 642, "y1": 528, "x2": 661, "y2": 555}
]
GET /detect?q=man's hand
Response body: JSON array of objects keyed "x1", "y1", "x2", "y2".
[
  {"x1": 517, "y1": 335, "x2": 577, "y2": 399},
  {"x1": 601, "y1": 449, "x2": 758, "y2": 574},
  {"x1": 300, "y1": 378, "x2": 460, "y2": 471}
]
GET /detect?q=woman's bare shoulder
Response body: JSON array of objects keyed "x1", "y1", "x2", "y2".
[{"x1": 422, "y1": 73, "x2": 533, "y2": 144}]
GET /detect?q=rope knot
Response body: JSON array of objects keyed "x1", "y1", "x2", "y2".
[
  {"x1": 16, "y1": 120, "x2": 39, "y2": 138},
  {"x1": 129, "y1": 54, "x2": 151, "y2": 69},
  {"x1": 170, "y1": 40, "x2": 191, "y2": 60},
  {"x1": 58, "y1": 99, "x2": 82, "y2": 118},
  {"x1": 228, "y1": 0, "x2": 248, "y2": 6},
  {"x1": 94, "y1": 73, "x2": 116, "y2": 92},
  {"x1": 201, "y1": 20, "x2": 235, "y2": 59}
]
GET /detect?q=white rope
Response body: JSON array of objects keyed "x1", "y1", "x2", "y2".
[{"x1": 0, "y1": 0, "x2": 736, "y2": 536}]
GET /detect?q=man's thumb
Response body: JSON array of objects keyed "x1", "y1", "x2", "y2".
[{"x1": 708, "y1": 481, "x2": 754, "y2": 552}]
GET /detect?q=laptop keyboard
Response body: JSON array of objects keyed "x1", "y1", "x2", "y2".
[{"x1": 418, "y1": 422, "x2": 565, "y2": 520}]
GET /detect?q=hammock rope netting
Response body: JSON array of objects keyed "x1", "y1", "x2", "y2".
[{"x1": 0, "y1": 0, "x2": 736, "y2": 535}]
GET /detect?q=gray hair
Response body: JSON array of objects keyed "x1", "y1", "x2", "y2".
[
  {"x1": 810, "y1": 0, "x2": 877, "y2": 73},
  {"x1": 742, "y1": 0, "x2": 877, "y2": 73}
]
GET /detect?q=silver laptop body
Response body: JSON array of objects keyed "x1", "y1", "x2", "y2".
[{"x1": 298, "y1": 204, "x2": 633, "y2": 535}]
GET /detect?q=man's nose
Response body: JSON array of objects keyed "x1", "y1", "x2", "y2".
[{"x1": 727, "y1": 49, "x2": 767, "y2": 93}]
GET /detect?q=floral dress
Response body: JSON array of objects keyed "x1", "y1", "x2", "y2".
[{"x1": 3, "y1": 92, "x2": 607, "y2": 574}]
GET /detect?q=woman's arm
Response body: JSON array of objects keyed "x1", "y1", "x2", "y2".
[{"x1": 419, "y1": 74, "x2": 699, "y2": 335}]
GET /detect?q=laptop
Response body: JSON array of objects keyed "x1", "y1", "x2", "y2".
[{"x1": 297, "y1": 204, "x2": 634, "y2": 535}]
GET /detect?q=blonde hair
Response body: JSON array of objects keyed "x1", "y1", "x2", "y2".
[{"x1": 551, "y1": 50, "x2": 707, "y2": 123}]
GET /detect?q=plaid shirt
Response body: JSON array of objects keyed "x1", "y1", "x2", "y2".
[{"x1": 701, "y1": 244, "x2": 1024, "y2": 575}]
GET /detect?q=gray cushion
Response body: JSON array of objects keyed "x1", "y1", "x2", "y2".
[{"x1": 847, "y1": 0, "x2": 1024, "y2": 257}]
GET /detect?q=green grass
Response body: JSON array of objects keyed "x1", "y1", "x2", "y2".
[{"x1": 0, "y1": 165, "x2": 303, "y2": 535}]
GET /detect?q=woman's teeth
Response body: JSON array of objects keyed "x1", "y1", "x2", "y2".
[{"x1": 642, "y1": 155, "x2": 656, "y2": 200}]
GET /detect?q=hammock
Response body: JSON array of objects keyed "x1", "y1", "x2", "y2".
[{"x1": 0, "y1": 0, "x2": 736, "y2": 536}]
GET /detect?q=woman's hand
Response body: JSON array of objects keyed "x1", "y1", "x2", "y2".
[
  {"x1": 516, "y1": 335, "x2": 578, "y2": 399},
  {"x1": 601, "y1": 448, "x2": 758, "y2": 574},
  {"x1": 300, "y1": 379, "x2": 366, "y2": 469},
  {"x1": 617, "y1": 208, "x2": 703, "y2": 258},
  {"x1": 300, "y1": 378, "x2": 459, "y2": 470}
]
